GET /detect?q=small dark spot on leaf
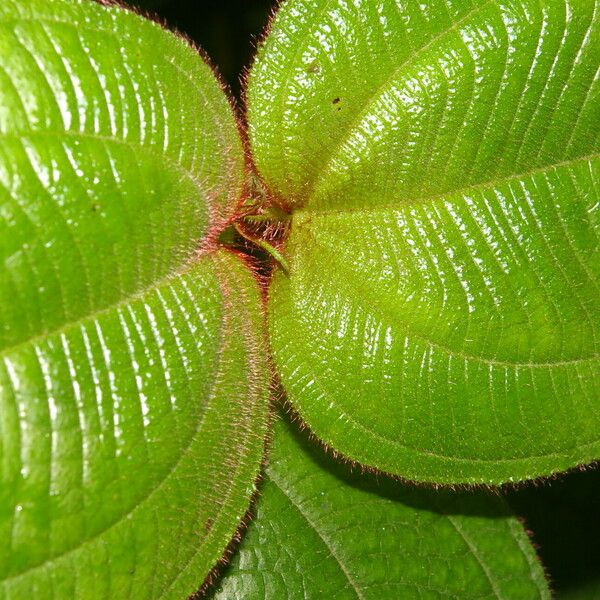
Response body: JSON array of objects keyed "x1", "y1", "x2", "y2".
[
  {"x1": 204, "y1": 517, "x2": 214, "y2": 533},
  {"x1": 91, "y1": 204, "x2": 100, "y2": 212},
  {"x1": 332, "y1": 97, "x2": 340, "y2": 104},
  {"x1": 306, "y1": 61, "x2": 320, "y2": 74}
]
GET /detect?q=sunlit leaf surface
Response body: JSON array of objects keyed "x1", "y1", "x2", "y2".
[
  {"x1": 0, "y1": 1, "x2": 269, "y2": 597},
  {"x1": 250, "y1": 0, "x2": 600, "y2": 484}
]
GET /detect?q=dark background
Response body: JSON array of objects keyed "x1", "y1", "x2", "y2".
[{"x1": 121, "y1": 1, "x2": 600, "y2": 597}]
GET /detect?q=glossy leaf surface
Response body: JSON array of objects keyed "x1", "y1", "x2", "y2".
[
  {"x1": 0, "y1": 1, "x2": 269, "y2": 597},
  {"x1": 249, "y1": 0, "x2": 600, "y2": 483},
  {"x1": 213, "y1": 416, "x2": 550, "y2": 599}
]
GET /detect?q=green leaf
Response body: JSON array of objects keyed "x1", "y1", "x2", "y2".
[
  {"x1": 249, "y1": 0, "x2": 600, "y2": 484},
  {"x1": 211, "y1": 415, "x2": 550, "y2": 599},
  {"x1": 0, "y1": 1, "x2": 268, "y2": 597}
]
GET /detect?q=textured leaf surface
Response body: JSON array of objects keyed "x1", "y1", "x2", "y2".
[
  {"x1": 212, "y1": 416, "x2": 550, "y2": 599},
  {"x1": 0, "y1": 1, "x2": 268, "y2": 597},
  {"x1": 249, "y1": 0, "x2": 600, "y2": 483}
]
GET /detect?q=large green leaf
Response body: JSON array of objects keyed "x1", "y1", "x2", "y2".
[
  {"x1": 0, "y1": 1, "x2": 269, "y2": 597},
  {"x1": 249, "y1": 0, "x2": 600, "y2": 484},
  {"x1": 211, "y1": 415, "x2": 550, "y2": 599}
]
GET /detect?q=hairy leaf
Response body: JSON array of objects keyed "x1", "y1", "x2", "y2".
[
  {"x1": 212, "y1": 415, "x2": 550, "y2": 599},
  {"x1": 0, "y1": 1, "x2": 268, "y2": 597},
  {"x1": 249, "y1": 0, "x2": 600, "y2": 484}
]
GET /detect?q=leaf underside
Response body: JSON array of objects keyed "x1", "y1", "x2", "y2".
[
  {"x1": 250, "y1": 0, "x2": 600, "y2": 484},
  {"x1": 0, "y1": 1, "x2": 268, "y2": 598},
  {"x1": 213, "y1": 415, "x2": 550, "y2": 599}
]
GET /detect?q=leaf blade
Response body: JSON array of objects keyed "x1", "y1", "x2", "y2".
[
  {"x1": 250, "y1": 0, "x2": 600, "y2": 483},
  {"x1": 212, "y1": 416, "x2": 550, "y2": 599},
  {"x1": 0, "y1": 251, "x2": 270, "y2": 599},
  {"x1": 269, "y1": 155, "x2": 600, "y2": 483},
  {"x1": 0, "y1": 1, "x2": 269, "y2": 597},
  {"x1": 0, "y1": 0, "x2": 244, "y2": 349}
]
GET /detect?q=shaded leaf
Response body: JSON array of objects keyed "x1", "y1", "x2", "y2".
[
  {"x1": 212, "y1": 415, "x2": 550, "y2": 599},
  {"x1": 249, "y1": 0, "x2": 600, "y2": 484},
  {"x1": 0, "y1": 1, "x2": 268, "y2": 597}
]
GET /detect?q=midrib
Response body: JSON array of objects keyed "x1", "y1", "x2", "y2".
[
  {"x1": 299, "y1": 151, "x2": 600, "y2": 216},
  {"x1": 0, "y1": 257, "x2": 203, "y2": 360}
]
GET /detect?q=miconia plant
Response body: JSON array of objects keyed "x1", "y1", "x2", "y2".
[{"x1": 0, "y1": 0, "x2": 597, "y2": 598}]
